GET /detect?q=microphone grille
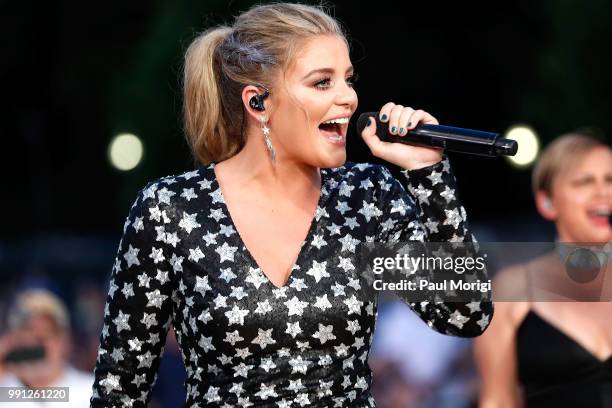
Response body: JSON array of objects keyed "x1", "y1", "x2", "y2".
[{"x1": 356, "y1": 112, "x2": 377, "y2": 134}]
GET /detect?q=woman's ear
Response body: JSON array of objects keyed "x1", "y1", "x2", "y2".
[
  {"x1": 535, "y1": 190, "x2": 557, "y2": 221},
  {"x1": 242, "y1": 85, "x2": 270, "y2": 121}
]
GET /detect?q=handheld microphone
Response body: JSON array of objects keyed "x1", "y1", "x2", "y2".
[{"x1": 356, "y1": 112, "x2": 518, "y2": 157}]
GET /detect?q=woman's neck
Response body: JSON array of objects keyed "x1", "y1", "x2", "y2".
[{"x1": 217, "y1": 134, "x2": 320, "y2": 201}]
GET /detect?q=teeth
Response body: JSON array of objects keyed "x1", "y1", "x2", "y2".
[
  {"x1": 589, "y1": 209, "x2": 610, "y2": 216},
  {"x1": 321, "y1": 117, "x2": 349, "y2": 125}
]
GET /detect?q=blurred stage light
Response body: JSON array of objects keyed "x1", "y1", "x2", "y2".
[
  {"x1": 109, "y1": 133, "x2": 143, "y2": 171},
  {"x1": 504, "y1": 125, "x2": 539, "y2": 168}
]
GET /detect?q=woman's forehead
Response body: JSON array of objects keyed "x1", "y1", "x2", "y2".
[
  {"x1": 577, "y1": 147, "x2": 612, "y2": 169},
  {"x1": 557, "y1": 146, "x2": 612, "y2": 178},
  {"x1": 290, "y1": 35, "x2": 351, "y2": 75}
]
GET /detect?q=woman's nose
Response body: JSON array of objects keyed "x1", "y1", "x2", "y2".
[
  {"x1": 594, "y1": 178, "x2": 611, "y2": 199},
  {"x1": 335, "y1": 82, "x2": 357, "y2": 107}
]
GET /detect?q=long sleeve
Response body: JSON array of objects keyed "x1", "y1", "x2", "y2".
[
  {"x1": 375, "y1": 155, "x2": 493, "y2": 337},
  {"x1": 91, "y1": 182, "x2": 175, "y2": 407}
]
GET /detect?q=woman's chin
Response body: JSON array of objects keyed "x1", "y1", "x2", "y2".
[
  {"x1": 574, "y1": 230, "x2": 611, "y2": 244},
  {"x1": 588, "y1": 225, "x2": 612, "y2": 244},
  {"x1": 559, "y1": 218, "x2": 611, "y2": 244},
  {"x1": 320, "y1": 150, "x2": 347, "y2": 168}
]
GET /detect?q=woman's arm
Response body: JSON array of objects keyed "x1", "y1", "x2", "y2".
[
  {"x1": 474, "y1": 301, "x2": 527, "y2": 407},
  {"x1": 375, "y1": 158, "x2": 494, "y2": 337},
  {"x1": 90, "y1": 182, "x2": 175, "y2": 407},
  {"x1": 473, "y1": 267, "x2": 530, "y2": 408},
  {"x1": 360, "y1": 103, "x2": 493, "y2": 337}
]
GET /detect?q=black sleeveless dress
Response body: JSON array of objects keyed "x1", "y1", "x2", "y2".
[{"x1": 517, "y1": 311, "x2": 612, "y2": 407}]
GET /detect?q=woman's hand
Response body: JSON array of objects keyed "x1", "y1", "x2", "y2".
[{"x1": 360, "y1": 102, "x2": 443, "y2": 170}]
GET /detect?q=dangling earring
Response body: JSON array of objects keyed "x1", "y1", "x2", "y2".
[{"x1": 260, "y1": 115, "x2": 276, "y2": 163}]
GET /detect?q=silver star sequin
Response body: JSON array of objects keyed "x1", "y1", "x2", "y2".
[
  {"x1": 157, "y1": 187, "x2": 176, "y2": 205},
  {"x1": 181, "y1": 188, "x2": 198, "y2": 201},
  {"x1": 123, "y1": 245, "x2": 140, "y2": 267},
  {"x1": 189, "y1": 247, "x2": 205, "y2": 262},
  {"x1": 440, "y1": 185, "x2": 456, "y2": 204},
  {"x1": 137, "y1": 351, "x2": 154, "y2": 369},
  {"x1": 288, "y1": 356, "x2": 310, "y2": 374},
  {"x1": 194, "y1": 276, "x2": 211, "y2": 296},
  {"x1": 313, "y1": 324, "x2": 336, "y2": 344},
  {"x1": 225, "y1": 304, "x2": 249, "y2": 325},
  {"x1": 357, "y1": 201, "x2": 383, "y2": 222},
  {"x1": 100, "y1": 373, "x2": 122, "y2": 394},
  {"x1": 306, "y1": 260, "x2": 330, "y2": 282},
  {"x1": 477, "y1": 313, "x2": 490, "y2": 331},
  {"x1": 444, "y1": 208, "x2": 463, "y2": 230},
  {"x1": 284, "y1": 296, "x2": 308, "y2": 316},
  {"x1": 170, "y1": 253, "x2": 184, "y2": 272},
  {"x1": 314, "y1": 294, "x2": 332, "y2": 310},
  {"x1": 216, "y1": 242, "x2": 238, "y2": 263},
  {"x1": 145, "y1": 289, "x2": 167, "y2": 309},
  {"x1": 113, "y1": 310, "x2": 130, "y2": 333},
  {"x1": 245, "y1": 267, "x2": 268, "y2": 289},
  {"x1": 224, "y1": 330, "x2": 244, "y2": 346},
  {"x1": 448, "y1": 310, "x2": 470, "y2": 329},
  {"x1": 286, "y1": 322, "x2": 302, "y2": 338},
  {"x1": 251, "y1": 328, "x2": 276, "y2": 349}
]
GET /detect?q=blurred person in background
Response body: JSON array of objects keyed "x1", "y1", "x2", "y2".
[
  {"x1": 474, "y1": 133, "x2": 612, "y2": 407},
  {"x1": 0, "y1": 288, "x2": 94, "y2": 407},
  {"x1": 149, "y1": 328, "x2": 187, "y2": 408},
  {"x1": 71, "y1": 283, "x2": 106, "y2": 373},
  {"x1": 369, "y1": 299, "x2": 477, "y2": 408}
]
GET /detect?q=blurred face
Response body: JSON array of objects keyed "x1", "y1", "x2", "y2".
[
  {"x1": 268, "y1": 34, "x2": 358, "y2": 168},
  {"x1": 6, "y1": 316, "x2": 68, "y2": 385},
  {"x1": 550, "y1": 146, "x2": 612, "y2": 243}
]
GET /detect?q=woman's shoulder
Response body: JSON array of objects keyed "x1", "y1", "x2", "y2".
[
  {"x1": 491, "y1": 262, "x2": 532, "y2": 325},
  {"x1": 328, "y1": 161, "x2": 393, "y2": 184},
  {"x1": 131, "y1": 166, "x2": 213, "y2": 213},
  {"x1": 324, "y1": 162, "x2": 404, "y2": 207}
]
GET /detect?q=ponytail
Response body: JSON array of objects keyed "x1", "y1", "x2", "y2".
[{"x1": 183, "y1": 26, "x2": 237, "y2": 165}]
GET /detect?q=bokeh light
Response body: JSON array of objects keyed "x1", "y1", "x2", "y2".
[
  {"x1": 504, "y1": 125, "x2": 539, "y2": 168},
  {"x1": 108, "y1": 133, "x2": 144, "y2": 171}
]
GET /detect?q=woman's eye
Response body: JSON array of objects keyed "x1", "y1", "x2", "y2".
[
  {"x1": 314, "y1": 73, "x2": 358, "y2": 90},
  {"x1": 346, "y1": 73, "x2": 358, "y2": 87},
  {"x1": 314, "y1": 77, "x2": 332, "y2": 89},
  {"x1": 572, "y1": 177, "x2": 593, "y2": 186}
]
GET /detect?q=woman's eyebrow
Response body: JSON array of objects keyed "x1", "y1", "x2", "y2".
[
  {"x1": 301, "y1": 66, "x2": 354, "y2": 80},
  {"x1": 571, "y1": 174, "x2": 595, "y2": 181}
]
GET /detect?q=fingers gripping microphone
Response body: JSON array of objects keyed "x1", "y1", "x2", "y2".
[{"x1": 356, "y1": 112, "x2": 518, "y2": 157}]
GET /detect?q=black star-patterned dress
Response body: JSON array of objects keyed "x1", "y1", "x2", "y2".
[{"x1": 90, "y1": 156, "x2": 493, "y2": 407}]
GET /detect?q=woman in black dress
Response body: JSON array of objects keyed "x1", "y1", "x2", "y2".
[
  {"x1": 474, "y1": 133, "x2": 612, "y2": 407},
  {"x1": 91, "y1": 3, "x2": 493, "y2": 407}
]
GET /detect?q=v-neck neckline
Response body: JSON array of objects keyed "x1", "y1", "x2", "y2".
[
  {"x1": 208, "y1": 162, "x2": 330, "y2": 289},
  {"x1": 524, "y1": 310, "x2": 612, "y2": 364}
]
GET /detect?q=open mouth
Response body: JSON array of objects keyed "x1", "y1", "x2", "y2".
[
  {"x1": 318, "y1": 117, "x2": 349, "y2": 144},
  {"x1": 587, "y1": 208, "x2": 610, "y2": 227}
]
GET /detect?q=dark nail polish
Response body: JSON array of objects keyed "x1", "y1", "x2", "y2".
[
  {"x1": 407, "y1": 121, "x2": 412, "y2": 128},
  {"x1": 381, "y1": 114, "x2": 388, "y2": 121},
  {"x1": 399, "y1": 127, "x2": 404, "y2": 135},
  {"x1": 391, "y1": 126, "x2": 397, "y2": 133}
]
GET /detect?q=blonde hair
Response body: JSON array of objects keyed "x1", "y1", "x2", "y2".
[
  {"x1": 183, "y1": 2, "x2": 347, "y2": 165},
  {"x1": 532, "y1": 131, "x2": 609, "y2": 196},
  {"x1": 8, "y1": 289, "x2": 71, "y2": 333}
]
